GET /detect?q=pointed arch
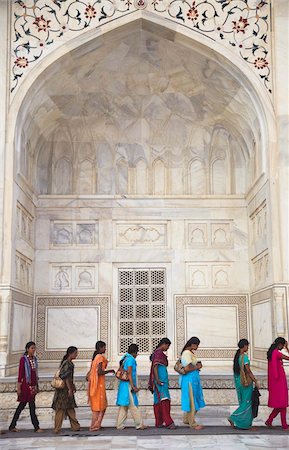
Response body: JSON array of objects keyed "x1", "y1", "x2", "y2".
[
  {"x1": 153, "y1": 159, "x2": 166, "y2": 195},
  {"x1": 189, "y1": 158, "x2": 206, "y2": 195}
]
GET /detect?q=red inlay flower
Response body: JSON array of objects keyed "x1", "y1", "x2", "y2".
[
  {"x1": 85, "y1": 4, "x2": 97, "y2": 19},
  {"x1": 187, "y1": 1, "x2": 199, "y2": 21},
  {"x1": 232, "y1": 16, "x2": 249, "y2": 33},
  {"x1": 15, "y1": 56, "x2": 29, "y2": 68},
  {"x1": 33, "y1": 15, "x2": 51, "y2": 32},
  {"x1": 254, "y1": 57, "x2": 268, "y2": 69}
]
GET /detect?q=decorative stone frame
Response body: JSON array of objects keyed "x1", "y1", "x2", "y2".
[
  {"x1": 35, "y1": 295, "x2": 110, "y2": 360},
  {"x1": 175, "y1": 294, "x2": 248, "y2": 359}
]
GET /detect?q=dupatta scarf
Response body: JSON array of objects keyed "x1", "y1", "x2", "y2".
[
  {"x1": 88, "y1": 354, "x2": 108, "y2": 401},
  {"x1": 148, "y1": 348, "x2": 168, "y2": 393},
  {"x1": 23, "y1": 354, "x2": 38, "y2": 385}
]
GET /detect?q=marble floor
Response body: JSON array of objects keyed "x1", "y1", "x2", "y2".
[
  {"x1": 2, "y1": 434, "x2": 289, "y2": 450},
  {"x1": 1, "y1": 407, "x2": 289, "y2": 449}
]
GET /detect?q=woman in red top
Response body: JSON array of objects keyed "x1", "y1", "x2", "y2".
[
  {"x1": 265, "y1": 337, "x2": 289, "y2": 429},
  {"x1": 9, "y1": 341, "x2": 42, "y2": 432}
]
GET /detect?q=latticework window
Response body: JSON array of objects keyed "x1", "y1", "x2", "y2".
[{"x1": 119, "y1": 268, "x2": 166, "y2": 354}]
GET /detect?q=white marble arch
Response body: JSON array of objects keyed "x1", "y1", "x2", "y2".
[
  {"x1": 11, "y1": 19, "x2": 272, "y2": 192},
  {"x1": 0, "y1": 16, "x2": 280, "y2": 376}
]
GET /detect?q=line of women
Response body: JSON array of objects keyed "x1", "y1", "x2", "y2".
[{"x1": 7, "y1": 336, "x2": 289, "y2": 433}]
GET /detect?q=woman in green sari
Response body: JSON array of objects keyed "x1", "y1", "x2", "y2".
[{"x1": 228, "y1": 339, "x2": 260, "y2": 429}]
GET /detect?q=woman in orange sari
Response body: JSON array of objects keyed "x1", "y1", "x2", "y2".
[{"x1": 88, "y1": 341, "x2": 115, "y2": 431}]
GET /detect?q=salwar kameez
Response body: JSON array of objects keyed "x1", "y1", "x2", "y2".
[
  {"x1": 52, "y1": 360, "x2": 80, "y2": 433},
  {"x1": 116, "y1": 353, "x2": 144, "y2": 429},
  {"x1": 266, "y1": 349, "x2": 289, "y2": 429},
  {"x1": 88, "y1": 354, "x2": 108, "y2": 431},
  {"x1": 229, "y1": 353, "x2": 253, "y2": 429},
  {"x1": 9, "y1": 355, "x2": 40, "y2": 431},
  {"x1": 180, "y1": 350, "x2": 205, "y2": 428},
  {"x1": 149, "y1": 349, "x2": 174, "y2": 428}
]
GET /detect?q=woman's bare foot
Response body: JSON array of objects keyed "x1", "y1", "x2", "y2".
[
  {"x1": 166, "y1": 423, "x2": 176, "y2": 429},
  {"x1": 137, "y1": 425, "x2": 148, "y2": 430},
  {"x1": 265, "y1": 421, "x2": 273, "y2": 428},
  {"x1": 249, "y1": 426, "x2": 257, "y2": 431},
  {"x1": 9, "y1": 428, "x2": 20, "y2": 433},
  {"x1": 192, "y1": 424, "x2": 204, "y2": 430},
  {"x1": 35, "y1": 428, "x2": 44, "y2": 433}
]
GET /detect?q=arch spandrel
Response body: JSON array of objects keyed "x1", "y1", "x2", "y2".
[{"x1": 11, "y1": 0, "x2": 272, "y2": 97}]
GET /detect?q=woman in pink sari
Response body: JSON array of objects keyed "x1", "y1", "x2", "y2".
[{"x1": 266, "y1": 337, "x2": 289, "y2": 429}]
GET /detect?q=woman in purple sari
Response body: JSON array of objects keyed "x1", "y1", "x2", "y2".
[{"x1": 149, "y1": 338, "x2": 176, "y2": 429}]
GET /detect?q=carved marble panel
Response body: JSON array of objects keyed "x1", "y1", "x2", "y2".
[
  {"x1": 52, "y1": 223, "x2": 73, "y2": 246},
  {"x1": 76, "y1": 224, "x2": 96, "y2": 245},
  {"x1": 116, "y1": 222, "x2": 168, "y2": 247},
  {"x1": 51, "y1": 264, "x2": 98, "y2": 292},
  {"x1": 15, "y1": 251, "x2": 32, "y2": 292},
  {"x1": 35, "y1": 296, "x2": 110, "y2": 360},
  {"x1": 252, "y1": 251, "x2": 269, "y2": 288},
  {"x1": 75, "y1": 266, "x2": 96, "y2": 290},
  {"x1": 186, "y1": 263, "x2": 231, "y2": 290},
  {"x1": 52, "y1": 266, "x2": 72, "y2": 291},
  {"x1": 175, "y1": 295, "x2": 248, "y2": 359},
  {"x1": 212, "y1": 265, "x2": 230, "y2": 288},
  {"x1": 16, "y1": 202, "x2": 34, "y2": 245},
  {"x1": 211, "y1": 223, "x2": 232, "y2": 248},
  {"x1": 187, "y1": 265, "x2": 209, "y2": 289},
  {"x1": 249, "y1": 201, "x2": 267, "y2": 251},
  {"x1": 187, "y1": 223, "x2": 208, "y2": 247},
  {"x1": 51, "y1": 221, "x2": 98, "y2": 247}
]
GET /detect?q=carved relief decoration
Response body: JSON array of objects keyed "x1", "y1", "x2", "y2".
[
  {"x1": 11, "y1": 1, "x2": 271, "y2": 94},
  {"x1": 35, "y1": 295, "x2": 110, "y2": 360},
  {"x1": 249, "y1": 200, "x2": 267, "y2": 248},
  {"x1": 51, "y1": 221, "x2": 98, "y2": 247},
  {"x1": 16, "y1": 202, "x2": 34, "y2": 245},
  {"x1": 252, "y1": 250, "x2": 269, "y2": 288},
  {"x1": 175, "y1": 295, "x2": 248, "y2": 358},
  {"x1": 116, "y1": 222, "x2": 168, "y2": 247},
  {"x1": 15, "y1": 251, "x2": 32, "y2": 291},
  {"x1": 187, "y1": 221, "x2": 232, "y2": 248},
  {"x1": 51, "y1": 264, "x2": 98, "y2": 291},
  {"x1": 187, "y1": 263, "x2": 231, "y2": 290}
]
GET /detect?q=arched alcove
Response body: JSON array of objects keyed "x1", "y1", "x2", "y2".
[
  {"x1": 14, "y1": 20, "x2": 267, "y2": 198},
  {"x1": 7, "y1": 18, "x2": 276, "y2": 369}
]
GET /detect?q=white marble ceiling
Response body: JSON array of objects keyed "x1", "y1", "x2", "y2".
[{"x1": 16, "y1": 20, "x2": 263, "y2": 195}]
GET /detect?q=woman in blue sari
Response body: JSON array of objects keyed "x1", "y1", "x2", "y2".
[
  {"x1": 116, "y1": 343, "x2": 147, "y2": 430},
  {"x1": 180, "y1": 337, "x2": 205, "y2": 430},
  {"x1": 228, "y1": 339, "x2": 260, "y2": 429},
  {"x1": 148, "y1": 338, "x2": 176, "y2": 429}
]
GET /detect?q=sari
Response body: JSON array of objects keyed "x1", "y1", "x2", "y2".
[
  {"x1": 149, "y1": 348, "x2": 174, "y2": 427},
  {"x1": 180, "y1": 350, "x2": 205, "y2": 428},
  {"x1": 229, "y1": 353, "x2": 253, "y2": 429},
  {"x1": 88, "y1": 354, "x2": 108, "y2": 431}
]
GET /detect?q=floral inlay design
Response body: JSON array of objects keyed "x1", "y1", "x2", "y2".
[{"x1": 11, "y1": 0, "x2": 271, "y2": 94}]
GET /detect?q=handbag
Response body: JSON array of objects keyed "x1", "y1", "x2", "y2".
[
  {"x1": 115, "y1": 356, "x2": 129, "y2": 382},
  {"x1": 174, "y1": 358, "x2": 186, "y2": 375},
  {"x1": 51, "y1": 365, "x2": 65, "y2": 389}
]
